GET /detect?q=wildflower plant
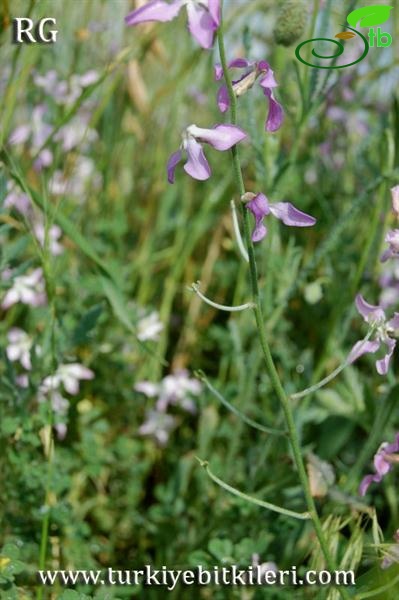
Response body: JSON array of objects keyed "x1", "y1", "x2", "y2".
[{"x1": 1, "y1": 0, "x2": 399, "y2": 597}]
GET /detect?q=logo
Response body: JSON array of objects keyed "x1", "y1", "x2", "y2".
[
  {"x1": 12, "y1": 17, "x2": 58, "y2": 44},
  {"x1": 295, "y1": 4, "x2": 393, "y2": 69}
]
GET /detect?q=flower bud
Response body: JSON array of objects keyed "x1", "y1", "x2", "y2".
[
  {"x1": 274, "y1": 0, "x2": 307, "y2": 47},
  {"x1": 241, "y1": 192, "x2": 256, "y2": 203}
]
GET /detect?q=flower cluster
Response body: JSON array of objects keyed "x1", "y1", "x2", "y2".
[
  {"x1": 348, "y1": 294, "x2": 399, "y2": 375},
  {"x1": 135, "y1": 370, "x2": 201, "y2": 444},
  {"x1": 6, "y1": 69, "x2": 102, "y2": 213},
  {"x1": 38, "y1": 363, "x2": 94, "y2": 439},
  {"x1": 351, "y1": 186, "x2": 399, "y2": 374}
]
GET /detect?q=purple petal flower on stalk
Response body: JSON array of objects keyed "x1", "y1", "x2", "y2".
[
  {"x1": 167, "y1": 123, "x2": 247, "y2": 183},
  {"x1": 243, "y1": 192, "x2": 316, "y2": 242},
  {"x1": 214, "y1": 58, "x2": 284, "y2": 132},
  {"x1": 125, "y1": 0, "x2": 220, "y2": 49},
  {"x1": 1, "y1": 268, "x2": 47, "y2": 310},
  {"x1": 348, "y1": 294, "x2": 399, "y2": 375},
  {"x1": 381, "y1": 230, "x2": 399, "y2": 262},
  {"x1": 6, "y1": 328, "x2": 33, "y2": 370},
  {"x1": 359, "y1": 433, "x2": 399, "y2": 496}
]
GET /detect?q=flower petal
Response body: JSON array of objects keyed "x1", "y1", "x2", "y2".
[
  {"x1": 217, "y1": 85, "x2": 230, "y2": 113},
  {"x1": 259, "y1": 65, "x2": 278, "y2": 89},
  {"x1": 184, "y1": 137, "x2": 211, "y2": 181},
  {"x1": 229, "y1": 58, "x2": 252, "y2": 69},
  {"x1": 214, "y1": 63, "x2": 223, "y2": 80},
  {"x1": 269, "y1": 202, "x2": 316, "y2": 227},
  {"x1": 388, "y1": 313, "x2": 399, "y2": 330},
  {"x1": 186, "y1": 1, "x2": 217, "y2": 49},
  {"x1": 246, "y1": 193, "x2": 270, "y2": 242},
  {"x1": 167, "y1": 150, "x2": 182, "y2": 184},
  {"x1": 264, "y1": 88, "x2": 284, "y2": 132},
  {"x1": 190, "y1": 124, "x2": 247, "y2": 150},
  {"x1": 347, "y1": 339, "x2": 380, "y2": 364},
  {"x1": 376, "y1": 338, "x2": 396, "y2": 375},
  {"x1": 359, "y1": 474, "x2": 381, "y2": 496},
  {"x1": 374, "y1": 449, "x2": 392, "y2": 477},
  {"x1": 207, "y1": 0, "x2": 220, "y2": 25},
  {"x1": 125, "y1": 0, "x2": 183, "y2": 25},
  {"x1": 355, "y1": 294, "x2": 385, "y2": 322}
]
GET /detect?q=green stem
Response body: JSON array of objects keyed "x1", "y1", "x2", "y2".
[{"x1": 216, "y1": 11, "x2": 349, "y2": 598}]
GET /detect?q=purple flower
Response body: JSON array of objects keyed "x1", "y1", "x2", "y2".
[
  {"x1": 244, "y1": 192, "x2": 316, "y2": 242},
  {"x1": 379, "y1": 262, "x2": 399, "y2": 309},
  {"x1": 359, "y1": 432, "x2": 399, "y2": 496},
  {"x1": 167, "y1": 123, "x2": 247, "y2": 182},
  {"x1": 125, "y1": 0, "x2": 220, "y2": 49},
  {"x1": 348, "y1": 294, "x2": 399, "y2": 375},
  {"x1": 381, "y1": 229, "x2": 399, "y2": 262},
  {"x1": 214, "y1": 58, "x2": 284, "y2": 132}
]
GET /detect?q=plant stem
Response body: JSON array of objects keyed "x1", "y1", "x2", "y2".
[{"x1": 216, "y1": 11, "x2": 349, "y2": 598}]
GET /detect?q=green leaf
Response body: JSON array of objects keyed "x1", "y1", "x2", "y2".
[
  {"x1": 347, "y1": 5, "x2": 393, "y2": 28},
  {"x1": 71, "y1": 303, "x2": 104, "y2": 346},
  {"x1": 208, "y1": 538, "x2": 234, "y2": 562}
]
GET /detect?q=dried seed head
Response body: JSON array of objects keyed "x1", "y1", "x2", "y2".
[{"x1": 274, "y1": 0, "x2": 307, "y2": 47}]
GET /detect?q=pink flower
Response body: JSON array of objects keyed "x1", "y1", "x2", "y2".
[
  {"x1": 214, "y1": 58, "x2": 284, "y2": 132},
  {"x1": 125, "y1": 0, "x2": 220, "y2": 49},
  {"x1": 1, "y1": 268, "x2": 47, "y2": 310},
  {"x1": 6, "y1": 328, "x2": 33, "y2": 370},
  {"x1": 348, "y1": 294, "x2": 399, "y2": 375},
  {"x1": 381, "y1": 229, "x2": 399, "y2": 262},
  {"x1": 41, "y1": 363, "x2": 94, "y2": 396},
  {"x1": 135, "y1": 369, "x2": 201, "y2": 413},
  {"x1": 244, "y1": 192, "x2": 316, "y2": 242},
  {"x1": 167, "y1": 123, "x2": 247, "y2": 182},
  {"x1": 33, "y1": 222, "x2": 64, "y2": 256},
  {"x1": 359, "y1": 433, "x2": 399, "y2": 496}
]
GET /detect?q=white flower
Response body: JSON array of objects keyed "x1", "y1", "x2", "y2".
[
  {"x1": 33, "y1": 222, "x2": 64, "y2": 256},
  {"x1": 138, "y1": 410, "x2": 176, "y2": 445},
  {"x1": 1, "y1": 268, "x2": 46, "y2": 310},
  {"x1": 137, "y1": 311, "x2": 163, "y2": 342},
  {"x1": 135, "y1": 369, "x2": 201, "y2": 413},
  {"x1": 6, "y1": 328, "x2": 33, "y2": 370},
  {"x1": 41, "y1": 363, "x2": 94, "y2": 396}
]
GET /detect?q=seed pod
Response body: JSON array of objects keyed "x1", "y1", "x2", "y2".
[{"x1": 274, "y1": 0, "x2": 307, "y2": 47}]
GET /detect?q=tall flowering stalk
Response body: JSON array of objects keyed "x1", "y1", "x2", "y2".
[{"x1": 215, "y1": 4, "x2": 348, "y2": 595}]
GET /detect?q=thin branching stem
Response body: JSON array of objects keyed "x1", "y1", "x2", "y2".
[{"x1": 216, "y1": 6, "x2": 350, "y2": 597}]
